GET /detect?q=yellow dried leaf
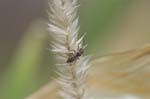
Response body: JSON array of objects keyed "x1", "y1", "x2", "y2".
[{"x1": 27, "y1": 45, "x2": 150, "y2": 99}]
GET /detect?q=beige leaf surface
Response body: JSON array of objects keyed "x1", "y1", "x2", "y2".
[
  {"x1": 27, "y1": 45, "x2": 150, "y2": 99},
  {"x1": 89, "y1": 45, "x2": 150, "y2": 99}
]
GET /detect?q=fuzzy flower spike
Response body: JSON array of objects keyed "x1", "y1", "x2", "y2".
[{"x1": 48, "y1": 0, "x2": 91, "y2": 99}]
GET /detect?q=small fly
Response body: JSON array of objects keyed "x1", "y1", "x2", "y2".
[{"x1": 67, "y1": 48, "x2": 84, "y2": 63}]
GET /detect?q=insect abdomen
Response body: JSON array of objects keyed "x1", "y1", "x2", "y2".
[{"x1": 67, "y1": 57, "x2": 75, "y2": 63}]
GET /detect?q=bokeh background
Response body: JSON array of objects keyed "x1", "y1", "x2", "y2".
[{"x1": 0, "y1": 0, "x2": 150, "y2": 99}]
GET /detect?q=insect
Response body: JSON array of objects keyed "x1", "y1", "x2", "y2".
[{"x1": 67, "y1": 47, "x2": 84, "y2": 63}]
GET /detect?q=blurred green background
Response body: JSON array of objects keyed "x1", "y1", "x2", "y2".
[{"x1": 0, "y1": 0, "x2": 150, "y2": 99}]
